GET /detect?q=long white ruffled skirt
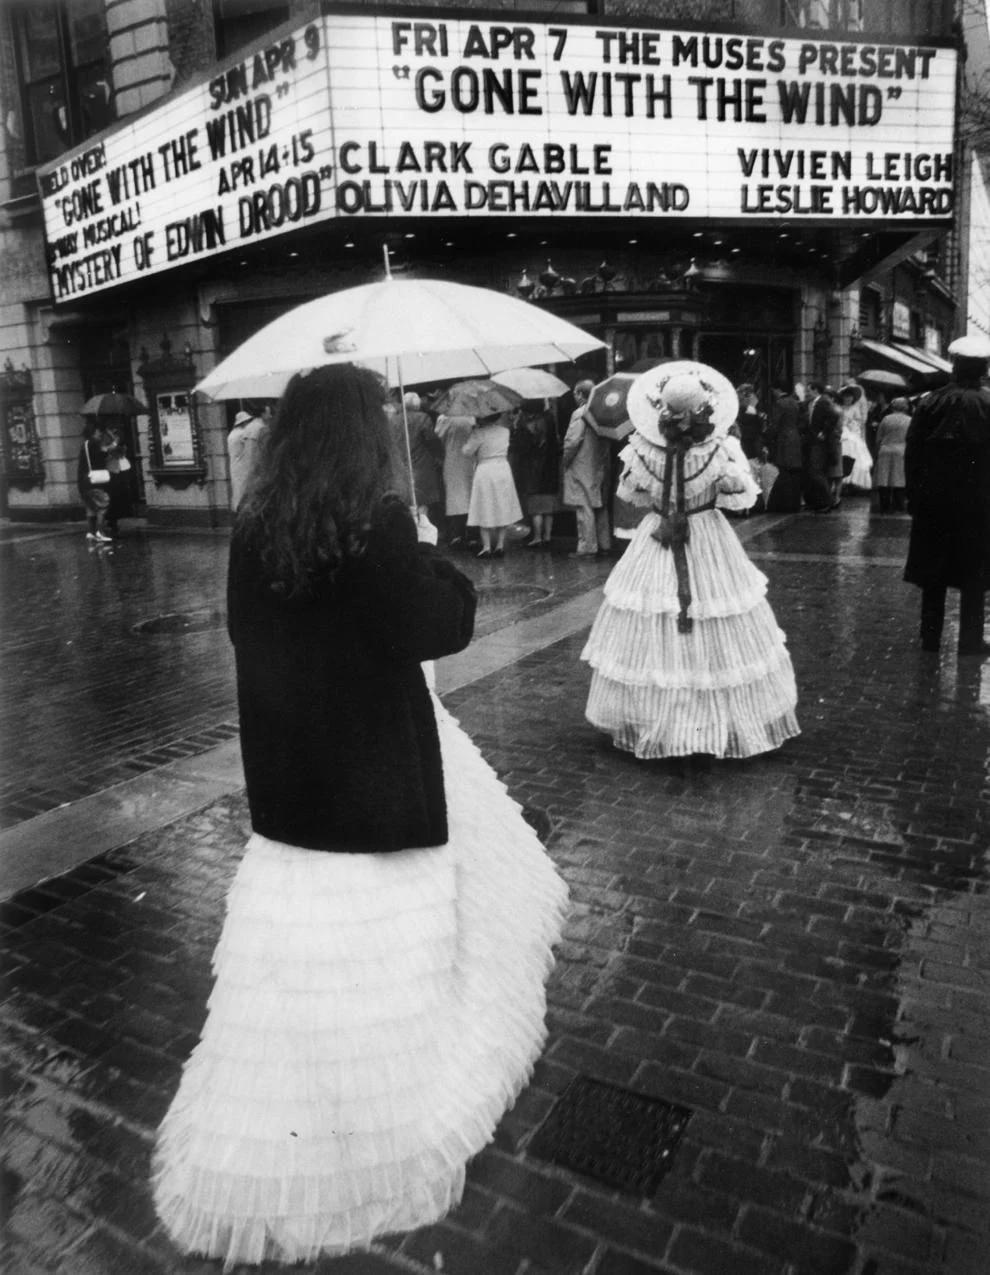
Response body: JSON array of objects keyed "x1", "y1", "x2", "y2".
[
  {"x1": 841, "y1": 425, "x2": 874, "y2": 490},
  {"x1": 152, "y1": 696, "x2": 567, "y2": 1270},
  {"x1": 582, "y1": 510, "x2": 800, "y2": 759}
]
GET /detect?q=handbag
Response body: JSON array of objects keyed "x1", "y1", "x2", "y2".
[
  {"x1": 85, "y1": 440, "x2": 110, "y2": 485},
  {"x1": 118, "y1": 456, "x2": 131, "y2": 472}
]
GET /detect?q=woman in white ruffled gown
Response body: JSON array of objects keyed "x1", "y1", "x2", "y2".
[
  {"x1": 582, "y1": 363, "x2": 800, "y2": 760},
  {"x1": 152, "y1": 365, "x2": 566, "y2": 1270},
  {"x1": 838, "y1": 383, "x2": 873, "y2": 492}
]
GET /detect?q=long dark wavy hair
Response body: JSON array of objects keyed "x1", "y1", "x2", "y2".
[{"x1": 237, "y1": 364, "x2": 399, "y2": 594}]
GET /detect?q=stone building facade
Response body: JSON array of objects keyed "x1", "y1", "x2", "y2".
[{"x1": 0, "y1": 0, "x2": 974, "y2": 523}]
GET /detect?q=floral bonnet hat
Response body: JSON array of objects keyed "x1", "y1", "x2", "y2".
[{"x1": 627, "y1": 360, "x2": 739, "y2": 447}]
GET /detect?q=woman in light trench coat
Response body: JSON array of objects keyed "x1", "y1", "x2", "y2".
[
  {"x1": 436, "y1": 413, "x2": 476, "y2": 547},
  {"x1": 561, "y1": 380, "x2": 612, "y2": 557}
]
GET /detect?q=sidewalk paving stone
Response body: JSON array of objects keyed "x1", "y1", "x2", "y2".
[{"x1": 1, "y1": 505, "x2": 989, "y2": 1274}]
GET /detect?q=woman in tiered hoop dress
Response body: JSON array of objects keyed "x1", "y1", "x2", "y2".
[
  {"x1": 582, "y1": 362, "x2": 800, "y2": 760},
  {"x1": 153, "y1": 364, "x2": 567, "y2": 1269}
]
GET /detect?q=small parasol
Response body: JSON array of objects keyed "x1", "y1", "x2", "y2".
[
  {"x1": 431, "y1": 379, "x2": 522, "y2": 419},
  {"x1": 491, "y1": 367, "x2": 570, "y2": 399},
  {"x1": 855, "y1": 369, "x2": 909, "y2": 391},
  {"x1": 584, "y1": 372, "x2": 639, "y2": 441}
]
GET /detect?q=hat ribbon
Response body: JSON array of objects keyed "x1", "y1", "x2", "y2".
[{"x1": 650, "y1": 435, "x2": 703, "y2": 634}]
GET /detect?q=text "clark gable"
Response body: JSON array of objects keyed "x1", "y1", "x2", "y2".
[{"x1": 336, "y1": 140, "x2": 613, "y2": 175}]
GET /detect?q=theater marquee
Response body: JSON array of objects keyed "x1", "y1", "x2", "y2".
[{"x1": 37, "y1": 11, "x2": 958, "y2": 301}]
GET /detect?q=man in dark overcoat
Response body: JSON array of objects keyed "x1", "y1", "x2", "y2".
[
  {"x1": 801, "y1": 382, "x2": 843, "y2": 511},
  {"x1": 903, "y1": 335, "x2": 990, "y2": 656},
  {"x1": 765, "y1": 382, "x2": 804, "y2": 513}
]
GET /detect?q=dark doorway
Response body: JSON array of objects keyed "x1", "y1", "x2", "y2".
[
  {"x1": 78, "y1": 323, "x2": 145, "y2": 512},
  {"x1": 699, "y1": 333, "x2": 792, "y2": 417}
]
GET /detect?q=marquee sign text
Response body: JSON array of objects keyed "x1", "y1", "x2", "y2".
[{"x1": 36, "y1": 13, "x2": 958, "y2": 301}]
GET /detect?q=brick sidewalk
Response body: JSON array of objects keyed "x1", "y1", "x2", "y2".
[{"x1": 2, "y1": 504, "x2": 989, "y2": 1274}]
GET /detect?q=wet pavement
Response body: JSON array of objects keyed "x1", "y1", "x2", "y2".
[
  {"x1": 1, "y1": 501, "x2": 989, "y2": 1275},
  {"x1": 0, "y1": 523, "x2": 611, "y2": 831}
]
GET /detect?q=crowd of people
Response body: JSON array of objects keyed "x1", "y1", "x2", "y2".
[
  {"x1": 75, "y1": 365, "x2": 924, "y2": 559},
  {"x1": 372, "y1": 382, "x2": 614, "y2": 559},
  {"x1": 325, "y1": 369, "x2": 930, "y2": 562},
  {"x1": 734, "y1": 376, "x2": 916, "y2": 517},
  {"x1": 75, "y1": 366, "x2": 954, "y2": 561}
]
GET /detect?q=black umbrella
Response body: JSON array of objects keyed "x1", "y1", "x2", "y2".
[{"x1": 81, "y1": 391, "x2": 149, "y2": 416}]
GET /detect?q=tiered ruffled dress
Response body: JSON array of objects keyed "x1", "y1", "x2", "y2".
[
  {"x1": 582, "y1": 432, "x2": 800, "y2": 759},
  {"x1": 841, "y1": 410, "x2": 874, "y2": 490},
  {"x1": 152, "y1": 693, "x2": 567, "y2": 1270}
]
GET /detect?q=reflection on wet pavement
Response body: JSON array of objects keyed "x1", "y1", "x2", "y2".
[
  {"x1": 0, "y1": 526, "x2": 610, "y2": 828},
  {"x1": 0, "y1": 530, "x2": 238, "y2": 829}
]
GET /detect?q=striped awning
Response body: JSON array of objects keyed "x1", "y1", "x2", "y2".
[
  {"x1": 892, "y1": 343, "x2": 953, "y2": 373},
  {"x1": 855, "y1": 339, "x2": 946, "y2": 377}
]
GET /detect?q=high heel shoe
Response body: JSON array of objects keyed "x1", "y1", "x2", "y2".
[
  {"x1": 476, "y1": 548, "x2": 491, "y2": 558},
  {"x1": 492, "y1": 548, "x2": 505, "y2": 559}
]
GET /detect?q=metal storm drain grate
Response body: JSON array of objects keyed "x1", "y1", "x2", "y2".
[
  {"x1": 132, "y1": 608, "x2": 226, "y2": 635},
  {"x1": 527, "y1": 1075, "x2": 691, "y2": 1196}
]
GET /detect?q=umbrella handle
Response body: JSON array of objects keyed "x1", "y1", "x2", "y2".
[{"x1": 396, "y1": 361, "x2": 418, "y2": 510}]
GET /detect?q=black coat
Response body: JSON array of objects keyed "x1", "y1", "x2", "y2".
[
  {"x1": 393, "y1": 410, "x2": 443, "y2": 507},
  {"x1": 804, "y1": 396, "x2": 843, "y2": 478},
  {"x1": 228, "y1": 496, "x2": 477, "y2": 852},
  {"x1": 767, "y1": 393, "x2": 803, "y2": 471},
  {"x1": 736, "y1": 407, "x2": 767, "y2": 460},
  {"x1": 512, "y1": 409, "x2": 561, "y2": 499},
  {"x1": 903, "y1": 381, "x2": 990, "y2": 589}
]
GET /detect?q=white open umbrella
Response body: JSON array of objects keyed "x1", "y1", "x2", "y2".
[
  {"x1": 195, "y1": 271, "x2": 605, "y2": 504},
  {"x1": 856, "y1": 368, "x2": 910, "y2": 391},
  {"x1": 491, "y1": 367, "x2": 571, "y2": 399},
  {"x1": 195, "y1": 278, "x2": 604, "y2": 402}
]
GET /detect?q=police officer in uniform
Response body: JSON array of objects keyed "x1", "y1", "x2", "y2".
[{"x1": 904, "y1": 335, "x2": 990, "y2": 656}]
